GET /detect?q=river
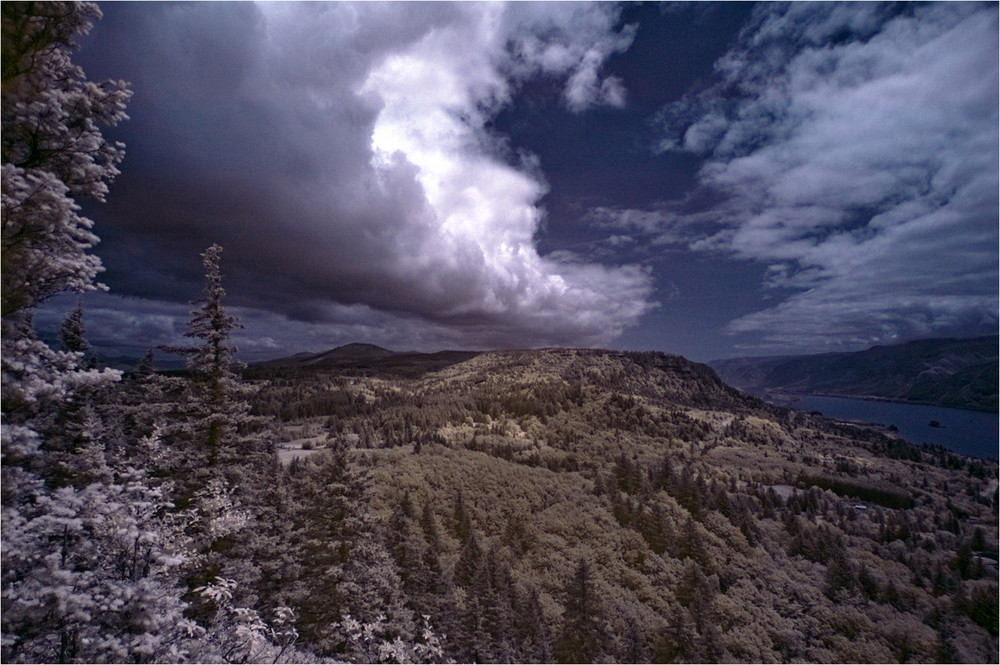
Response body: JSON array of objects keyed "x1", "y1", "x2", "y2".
[{"x1": 773, "y1": 394, "x2": 998, "y2": 460}]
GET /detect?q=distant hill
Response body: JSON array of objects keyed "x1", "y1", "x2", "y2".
[
  {"x1": 263, "y1": 342, "x2": 396, "y2": 366},
  {"x1": 710, "y1": 336, "x2": 998, "y2": 412},
  {"x1": 251, "y1": 343, "x2": 481, "y2": 378}
]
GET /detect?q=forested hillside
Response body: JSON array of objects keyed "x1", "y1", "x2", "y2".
[
  {"x1": 711, "y1": 337, "x2": 999, "y2": 412},
  {"x1": 2, "y1": 4, "x2": 998, "y2": 664},
  {"x1": 250, "y1": 348, "x2": 999, "y2": 663}
]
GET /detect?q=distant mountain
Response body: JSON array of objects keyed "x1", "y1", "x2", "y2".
[
  {"x1": 710, "y1": 336, "x2": 998, "y2": 412},
  {"x1": 251, "y1": 343, "x2": 480, "y2": 378},
  {"x1": 272, "y1": 343, "x2": 395, "y2": 365}
]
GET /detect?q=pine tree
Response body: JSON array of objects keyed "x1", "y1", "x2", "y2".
[
  {"x1": 0, "y1": 7, "x2": 317, "y2": 662},
  {"x1": 420, "y1": 501, "x2": 441, "y2": 551},
  {"x1": 169, "y1": 244, "x2": 255, "y2": 467},
  {"x1": 288, "y1": 440, "x2": 412, "y2": 654},
  {"x1": 554, "y1": 558, "x2": 609, "y2": 663},
  {"x1": 2, "y1": 463, "x2": 204, "y2": 663},
  {"x1": 1, "y1": 0, "x2": 126, "y2": 458},
  {"x1": 515, "y1": 585, "x2": 553, "y2": 663},
  {"x1": 0, "y1": 7, "x2": 209, "y2": 661},
  {"x1": 454, "y1": 532, "x2": 483, "y2": 588},
  {"x1": 58, "y1": 302, "x2": 88, "y2": 353},
  {"x1": 621, "y1": 615, "x2": 651, "y2": 663},
  {"x1": 452, "y1": 491, "x2": 473, "y2": 543},
  {"x1": 387, "y1": 494, "x2": 448, "y2": 626}
]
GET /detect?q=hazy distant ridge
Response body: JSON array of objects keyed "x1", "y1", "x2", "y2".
[
  {"x1": 252, "y1": 343, "x2": 481, "y2": 377},
  {"x1": 710, "y1": 337, "x2": 998, "y2": 412}
]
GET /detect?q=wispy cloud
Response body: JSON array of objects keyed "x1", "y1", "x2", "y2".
[{"x1": 609, "y1": 2, "x2": 998, "y2": 353}]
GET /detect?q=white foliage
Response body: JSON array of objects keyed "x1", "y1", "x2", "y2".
[
  {"x1": 0, "y1": 6, "x2": 198, "y2": 662},
  {"x1": 1, "y1": 164, "x2": 105, "y2": 318},
  {"x1": 334, "y1": 613, "x2": 450, "y2": 664},
  {"x1": 191, "y1": 578, "x2": 305, "y2": 664},
  {"x1": 1, "y1": 2, "x2": 130, "y2": 200},
  {"x1": 1, "y1": 336, "x2": 120, "y2": 412},
  {"x1": 192, "y1": 478, "x2": 251, "y2": 543},
  {"x1": 1, "y1": 476, "x2": 195, "y2": 662},
  {"x1": 1, "y1": 1, "x2": 130, "y2": 322}
]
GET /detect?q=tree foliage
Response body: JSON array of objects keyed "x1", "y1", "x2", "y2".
[
  {"x1": 163, "y1": 244, "x2": 257, "y2": 467},
  {"x1": 1, "y1": 1, "x2": 129, "y2": 324}
]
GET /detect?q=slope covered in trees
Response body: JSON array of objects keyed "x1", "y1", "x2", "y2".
[{"x1": 252, "y1": 347, "x2": 999, "y2": 663}]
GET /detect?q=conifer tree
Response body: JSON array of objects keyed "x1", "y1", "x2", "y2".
[
  {"x1": 454, "y1": 532, "x2": 483, "y2": 588},
  {"x1": 452, "y1": 491, "x2": 473, "y2": 542},
  {"x1": 0, "y1": 6, "x2": 200, "y2": 661},
  {"x1": 1, "y1": 1, "x2": 129, "y2": 327},
  {"x1": 1, "y1": 7, "x2": 323, "y2": 663},
  {"x1": 58, "y1": 302, "x2": 89, "y2": 353},
  {"x1": 387, "y1": 494, "x2": 448, "y2": 625},
  {"x1": 553, "y1": 558, "x2": 609, "y2": 663},
  {"x1": 1, "y1": 0, "x2": 126, "y2": 458},
  {"x1": 288, "y1": 439, "x2": 412, "y2": 654},
  {"x1": 515, "y1": 585, "x2": 553, "y2": 663},
  {"x1": 171, "y1": 243, "x2": 254, "y2": 467}
]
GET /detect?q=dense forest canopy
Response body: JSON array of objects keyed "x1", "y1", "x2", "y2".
[{"x1": 2, "y1": 3, "x2": 998, "y2": 664}]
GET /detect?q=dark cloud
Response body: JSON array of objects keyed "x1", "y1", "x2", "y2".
[
  {"x1": 71, "y1": 2, "x2": 654, "y2": 357},
  {"x1": 600, "y1": 2, "x2": 998, "y2": 354}
]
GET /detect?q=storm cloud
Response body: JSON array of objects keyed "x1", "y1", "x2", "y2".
[{"x1": 74, "y1": 2, "x2": 653, "y2": 355}]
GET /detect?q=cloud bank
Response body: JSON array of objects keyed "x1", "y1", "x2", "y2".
[
  {"x1": 604, "y1": 2, "x2": 998, "y2": 353},
  {"x1": 76, "y1": 2, "x2": 652, "y2": 355}
]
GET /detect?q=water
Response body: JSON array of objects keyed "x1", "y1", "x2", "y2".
[{"x1": 779, "y1": 394, "x2": 998, "y2": 460}]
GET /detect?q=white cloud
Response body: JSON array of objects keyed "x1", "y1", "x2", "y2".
[
  {"x1": 501, "y1": 2, "x2": 637, "y2": 111},
  {"x1": 646, "y1": 2, "x2": 998, "y2": 353},
  {"x1": 564, "y1": 51, "x2": 629, "y2": 112},
  {"x1": 346, "y1": 2, "x2": 652, "y2": 339}
]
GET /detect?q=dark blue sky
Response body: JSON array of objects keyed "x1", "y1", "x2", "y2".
[{"x1": 43, "y1": 1, "x2": 998, "y2": 362}]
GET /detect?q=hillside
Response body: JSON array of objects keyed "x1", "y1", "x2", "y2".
[
  {"x1": 252, "y1": 343, "x2": 480, "y2": 378},
  {"x1": 710, "y1": 336, "x2": 999, "y2": 412},
  {"x1": 252, "y1": 347, "x2": 999, "y2": 663}
]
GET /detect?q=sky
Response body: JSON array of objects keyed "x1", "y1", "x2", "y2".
[{"x1": 38, "y1": 1, "x2": 998, "y2": 363}]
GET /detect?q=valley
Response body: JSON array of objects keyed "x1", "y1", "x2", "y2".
[{"x1": 710, "y1": 337, "x2": 999, "y2": 413}]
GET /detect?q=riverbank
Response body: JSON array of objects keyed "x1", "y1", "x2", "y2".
[
  {"x1": 761, "y1": 390, "x2": 998, "y2": 414},
  {"x1": 764, "y1": 393, "x2": 999, "y2": 460}
]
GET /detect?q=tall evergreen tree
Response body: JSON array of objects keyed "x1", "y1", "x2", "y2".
[
  {"x1": 553, "y1": 558, "x2": 609, "y2": 663},
  {"x1": 58, "y1": 302, "x2": 88, "y2": 353},
  {"x1": 1, "y1": 1, "x2": 129, "y2": 327},
  {"x1": 515, "y1": 585, "x2": 553, "y2": 663},
  {"x1": 171, "y1": 244, "x2": 254, "y2": 467},
  {"x1": 288, "y1": 439, "x2": 412, "y2": 655}
]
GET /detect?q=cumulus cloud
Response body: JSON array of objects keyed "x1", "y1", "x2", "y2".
[
  {"x1": 75, "y1": 2, "x2": 652, "y2": 355},
  {"x1": 615, "y1": 2, "x2": 998, "y2": 353}
]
